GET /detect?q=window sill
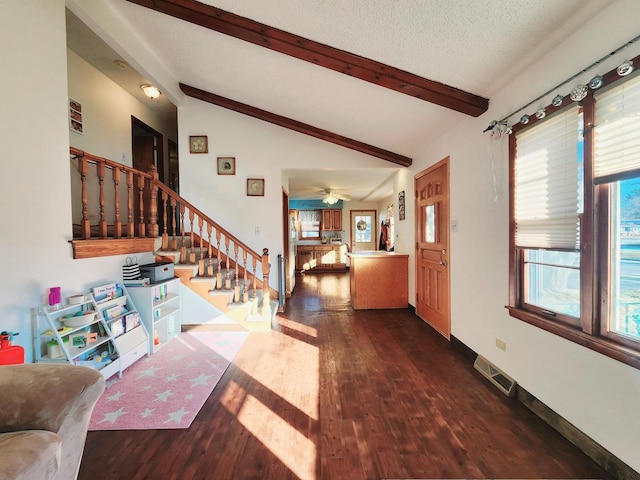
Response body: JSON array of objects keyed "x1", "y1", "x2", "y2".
[{"x1": 506, "y1": 306, "x2": 640, "y2": 370}]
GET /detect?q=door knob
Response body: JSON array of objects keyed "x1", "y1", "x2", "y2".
[{"x1": 439, "y1": 249, "x2": 447, "y2": 266}]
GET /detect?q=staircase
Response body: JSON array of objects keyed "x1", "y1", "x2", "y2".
[{"x1": 69, "y1": 147, "x2": 278, "y2": 332}]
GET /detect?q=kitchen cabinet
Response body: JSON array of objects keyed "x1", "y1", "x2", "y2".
[
  {"x1": 322, "y1": 209, "x2": 342, "y2": 231},
  {"x1": 296, "y1": 246, "x2": 314, "y2": 270},
  {"x1": 297, "y1": 244, "x2": 347, "y2": 271}
]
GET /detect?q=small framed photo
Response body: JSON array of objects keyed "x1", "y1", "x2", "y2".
[
  {"x1": 247, "y1": 178, "x2": 265, "y2": 196},
  {"x1": 69, "y1": 98, "x2": 83, "y2": 134},
  {"x1": 189, "y1": 135, "x2": 208, "y2": 154},
  {"x1": 217, "y1": 156, "x2": 236, "y2": 175}
]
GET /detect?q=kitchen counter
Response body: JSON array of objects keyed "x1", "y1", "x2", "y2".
[{"x1": 348, "y1": 251, "x2": 408, "y2": 309}]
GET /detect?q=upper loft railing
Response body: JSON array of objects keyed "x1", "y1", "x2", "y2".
[{"x1": 69, "y1": 147, "x2": 273, "y2": 300}]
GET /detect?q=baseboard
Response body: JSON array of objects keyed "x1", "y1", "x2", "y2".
[{"x1": 450, "y1": 335, "x2": 639, "y2": 480}]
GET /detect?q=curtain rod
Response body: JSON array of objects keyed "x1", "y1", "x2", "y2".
[{"x1": 486, "y1": 33, "x2": 640, "y2": 131}]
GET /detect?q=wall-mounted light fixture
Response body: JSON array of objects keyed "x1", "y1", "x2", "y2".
[{"x1": 141, "y1": 84, "x2": 161, "y2": 100}]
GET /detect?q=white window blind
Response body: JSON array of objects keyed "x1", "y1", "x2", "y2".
[
  {"x1": 594, "y1": 73, "x2": 640, "y2": 183},
  {"x1": 514, "y1": 106, "x2": 580, "y2": 249}
]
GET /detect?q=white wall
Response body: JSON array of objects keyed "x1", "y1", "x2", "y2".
[
  {"x1": 178, "y1": 98, "x2": 391, "y2": 289},
  {"x1": 0, "y1": 1, "x2": 167, "y2": 363},
  {"x1": 67, "y1": 49, "x2": 177, "y2": 169},
  {"x1": 393, "y1": 0, "x2": 640, "y2": 471}
]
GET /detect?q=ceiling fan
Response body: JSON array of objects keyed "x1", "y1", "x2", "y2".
[{"x1": 316, "y1": 188, "x2": 351, "y2": 205}]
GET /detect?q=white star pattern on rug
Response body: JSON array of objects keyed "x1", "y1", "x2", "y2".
[
  {"x1": 105, "y1": 391, "x2": 126, "y2": 403},
  {"x1": 165, "y1": 407, "x2": 190, "y2": 424},
  {"x1": 136, "y1": 365, "x2": 161, "y2": 378},
  {"x1": 141, "y1": 408, "x2": 155, "y2": 418},
  {"x1": 97, "y1": 407, "x2": 127, "y2": 424},
  {"x1": 153, "y1": 389, "x2": 175, "y2": 402},
  {"x1": 190, "y1": 373, "x2": 212, "y2": 387},
  {"x1": 89, "y1": 331, "x2": 249, "y2": 431}
]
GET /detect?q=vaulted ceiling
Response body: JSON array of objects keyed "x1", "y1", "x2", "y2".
[{"x1": 66, "y1": 0, "x2": 613, "y2": 201}]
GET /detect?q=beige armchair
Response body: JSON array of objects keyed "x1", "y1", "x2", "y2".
[{"x1": 0, "y1": 364, "x2": 105, "y2": 480}]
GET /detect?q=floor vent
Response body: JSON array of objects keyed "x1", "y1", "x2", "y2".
[{"x1": 473, "y1": 355, "x2": 517, "y2": 397}]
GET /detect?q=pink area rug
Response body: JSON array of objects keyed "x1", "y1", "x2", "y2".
[{"x1": 89, "y1": 330, "x2": 248, "y2": 431}]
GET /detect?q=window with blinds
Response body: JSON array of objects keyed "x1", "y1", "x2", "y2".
[
  {"x1": 514, "y1": 106, "x2": 581, "y2": 250},
  {"x1": 508, "y1": 63, "x2": 640, "y2": 368},
  {"x1": 298, "y1": 210, "x2": 322, "y2": 240},
  {"x1": 594, "y1": 73, "x2": 640, "y2": 183}
]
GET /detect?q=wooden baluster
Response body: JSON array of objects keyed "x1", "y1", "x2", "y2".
[
  {"x1": 242, "y1": 250, "x2": 249, "y2": 302},
  {"x1": 170, "y1": 198, "x2": 178, "y2": 250},
  {"x1": 251, "y1": 255, "x2": 259, "y2": 315},
  {"x1": 207, "y1": 224, "x2": 214, "y2": 277},
  {"x1": 189, "y1": 210, "x2": 196, "y2": 264},
  {"x1": 148, "y1": 165, "x2": 159, "y2": 238},
  {"x1": 198, "y1": 217, "x2": 205, "y2": 276},
  {"x1": 98, "y1": 162, "x2": 107, "y2": 238},
  {"x1": 216, "y1": 230, "x2": 222, "y2": 289},
  {"x1": 113, "y1": 167, "x2": 122, "y2": 239},
  {"x1": 261, "y1": 248, "x2": 271, "y2": 317},
  {"x1": 224, "y1": 236, "x2": 231, "y2": 289},
  {"x1": 137, "y1": 173, "x2": 146, "y2": 237},
  {"x1": 126, "y1": 170, "x2": 134, "y2": 238},
  {"x1": 180, "y1": 203, "x2": 186, "y2": 263},
  {"x1": 161, "y1": 190, "x2": 169, "y2": 250},
  {"x1": 80, "y1": 156, "x2": 90, "y2": 239},
  {"x1": 233, "y1": 243, "x2": 240, "y2": 302}
]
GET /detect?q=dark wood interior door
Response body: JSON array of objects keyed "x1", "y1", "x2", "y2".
[
  {"x1": 415, "y1": 158, "x2": 450, "y2": 339},
  {"x1": 132, "y1": 136, "x2": 155, "y2": 227}
]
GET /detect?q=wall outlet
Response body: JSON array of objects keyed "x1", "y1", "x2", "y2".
[{"x1": 495, "y1": 338, "x2": 506, "y2": 351}]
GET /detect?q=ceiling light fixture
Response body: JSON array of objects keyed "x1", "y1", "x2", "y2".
[
  {"x1": 113, "y1": 59, "x2": 128, "y2": 70},
  {"x1": 323, "y1": 192, "x2": 339, "y2": 205},
  {"x1": 141, "y1": 84, "x2": 161, "y2": 100}
]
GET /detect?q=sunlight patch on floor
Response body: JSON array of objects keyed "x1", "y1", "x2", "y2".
[
  {"x1": 234, "y1": 330, "x2": 319, "y2": 421},
  {"x1": 238, "y1": 393, "x2": 316, "y2": 480},
  {"x1": 221, "y1": 380, "x2": 316, "y2": 480},
  {"x1": 277, "y1": 316, "x2": 318, "y2": 338}
]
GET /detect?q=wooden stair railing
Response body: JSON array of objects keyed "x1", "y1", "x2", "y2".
[{"x1": 69, "y1": 147, "x2": 275, "y2": 302}]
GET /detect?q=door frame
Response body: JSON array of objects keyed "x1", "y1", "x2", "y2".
[
  {"x1": 350, "y1": 209, "x2": 377, "y2": 252},
  {"x1": 131, "y1": 116, "x2": 164, "y2": 181},
  {"x1": 414, "y1": 157, "x2": 451, "y2": 339}
]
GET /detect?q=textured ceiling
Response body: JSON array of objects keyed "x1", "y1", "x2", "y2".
[{"x1": 67, "y1": 0, "x2": 614, "y2": 201}]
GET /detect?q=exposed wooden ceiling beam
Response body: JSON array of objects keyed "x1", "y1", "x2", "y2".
[
  {"x1": 127, "y1": 0, "x2": 489, "y2": 117},
  {"x1": 180, "y1": 83, "x2": 412, "y2": 167}
]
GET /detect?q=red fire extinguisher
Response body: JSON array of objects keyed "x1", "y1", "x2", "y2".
[{"x1": 0, "y1": 331, "x2": 25, "y2": 365}]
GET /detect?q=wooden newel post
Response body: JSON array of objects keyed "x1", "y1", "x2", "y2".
[
  {"x1": 261, "y1": 248, "x2": 270, "y2": 316},
  {"x1": 148, "y1": 165, "x2": 159, "y2": 238}
]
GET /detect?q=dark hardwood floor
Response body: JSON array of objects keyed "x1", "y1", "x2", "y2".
[{"x1": 79, "y1": 272, "x2": 613, "y2": 479}]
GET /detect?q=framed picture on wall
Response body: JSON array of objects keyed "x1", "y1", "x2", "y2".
[
  {"x1": 69, "y1": 99, "x2": 83, "y2": 134},
  {"x1": 398, "y1": 190, "x2": 406, "y2": 220},
  {"x1": 247, "y1": 178, "x2": 265, "y2": 196},
  {"x1": 189, "y1": 135, "x2": 208, "y2": 154},
  {"x1": 217, "y1": 156, "x2": 236, "y2": 175}
]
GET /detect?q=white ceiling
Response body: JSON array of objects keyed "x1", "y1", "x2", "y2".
[{"x1": 66, "y1": 0, "x2": 614, "y2": 202}]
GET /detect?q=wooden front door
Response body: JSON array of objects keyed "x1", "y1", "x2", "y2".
[
  {"x1": 415, "y1": 158, "x2": 450, "y2": 339},
  {"x1": 350, "y1": 210, "x2": 377, "y2": 252}
]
